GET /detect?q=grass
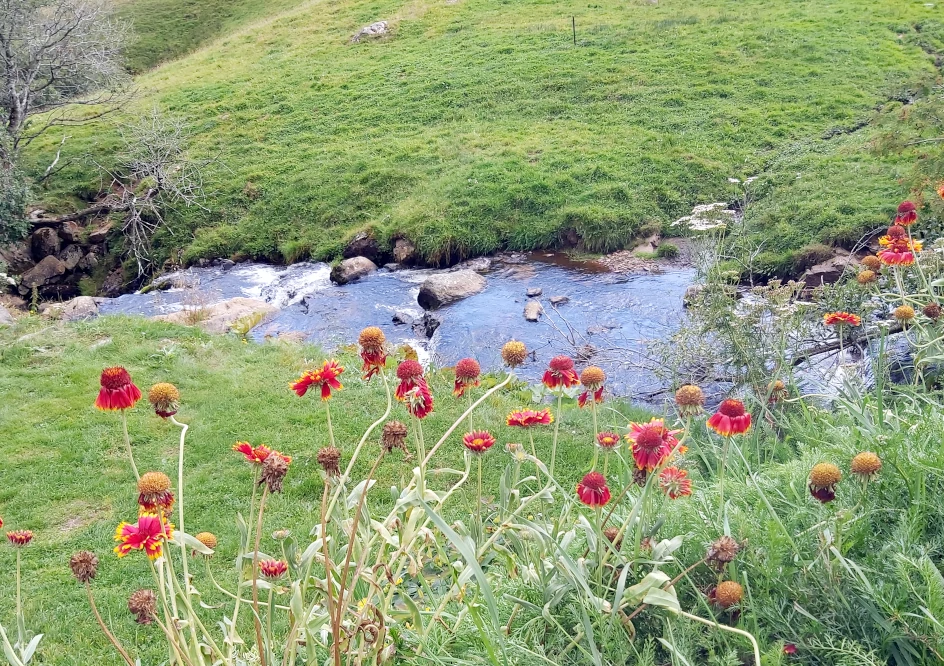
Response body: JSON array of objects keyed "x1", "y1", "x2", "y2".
[{"x1": 23, "y1": 0, "x2": 944, "y2": 272}]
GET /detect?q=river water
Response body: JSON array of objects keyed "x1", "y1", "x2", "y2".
[{"x1": 100, "y1": 253, "x2": 695, "y2": 400}]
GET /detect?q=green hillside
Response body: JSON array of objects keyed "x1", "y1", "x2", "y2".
[{"x1": 26, "y1": 0, "x2": 944, "y2": 271}]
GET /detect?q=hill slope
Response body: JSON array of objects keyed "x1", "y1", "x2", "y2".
[{"x1": 27, "y1": 0, "x2": 944, "y2": 271}]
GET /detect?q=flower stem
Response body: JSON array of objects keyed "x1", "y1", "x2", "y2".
[
  {"x1": 15, "y1": 550, "x2": 23, "y2": 657},
  {"x1": 675, "y1": 609, "x2": 761, "y2": 666},
  {"x1": 251, "y1": 487, "x2": 270, "y2": 666},
  {"x1": 550, "y1": 393, "x2": 563, "y2": 479},
  {"x1": 476, "y1": 454, "x2": 483, "y2": 541},
  {"x1": 527, "y1": 430, "x2": 539, "y2": 485},
  {"x1": 121, "y1": 410, "x2": 139, "y2": 481},
  {"x1": 85, "y1": 583, "x2": 136, "y2": 666},
  {"x1": 718, "y1": 437, "x2": 730, "y2": 524},
  {"x1": 590, "y1": 398, "x2": 600, "y2": 471},
  {"x1": 325, "y1": 402, "x2": 336, "y2": 449}
]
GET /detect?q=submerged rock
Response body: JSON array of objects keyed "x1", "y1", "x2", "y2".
[
  {"x1": 417, "y1": 270, "x2": 486, "y2": 310},
  {"x1": 526, "y1": 287, "x2": 543, "y2": 297},
  {"x1": 413, "y1": 312, "x2": 441, "y2": 338},
  {"x1": 524, "y1": 300, "x2": 543, "y2": 322}
]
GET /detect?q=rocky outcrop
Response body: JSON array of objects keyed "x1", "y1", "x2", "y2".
[
  {"x1": 351, "y1": 20, "x2": 388, "y2": 43},
  {"x1": 417, "y1": 270, "x2": 486, "y2": 309},
  {"x1": 19, "y1": 255, "x2": 66, "y2": 293},
  {"x1": 60, "y1": 221, "x2": 83, "y2": 243},
  {"x1": 58, "y1": 244, "x2": 84, "y2": 271},
  {"x1": 153, "y1": 297, "x2": 278, "y2": 334},
  {"x1": 800, "y1": 251, "x2": 854, "y2": 287},
  {"x1": 393, "y1": 238, "x2": 416, "y2": 265},
  {"x1": 31, "y1": 227, "x2": 61, "y2": 260},
  {"x1": 524, "y1": 300, "x2": 543, "y2": 322},
  {"x1": 343, "y1": 232, "x2": 382, "y2": 263},
  {"x1": 87, "y1": 221, "x2": 113, "y2": 244},
  {"x1": 40, "y1": 296, "x2": 104, "y2": 322},
  {"x1": 330, "y1": 256, "x2": 378, "y2": 285}
]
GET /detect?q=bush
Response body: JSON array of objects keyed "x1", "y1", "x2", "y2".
[
  {"x1": 0, "y1": 162, "x2": 30, "y2": 246},
  {"x1": 656, "y1": 242, "x2": 680, "y2": 259}
]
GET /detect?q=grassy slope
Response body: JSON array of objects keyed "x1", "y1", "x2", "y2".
[{"x1": 26, "y1": 0, "x2": 943, "y2": 269}]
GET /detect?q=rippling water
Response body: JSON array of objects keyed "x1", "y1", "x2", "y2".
[{"x1": 100, "y1": 253, "x2": 695, "y2": 400}]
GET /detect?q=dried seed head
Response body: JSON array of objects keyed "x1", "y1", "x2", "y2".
[
  {"x1": 861, "y1": 255, "x2": 881, "y2": 270},
  {"x1": 128, "y1": 589, "x2": 157, "y2": 624},
  {"x1": 147, "y1": 383, "x2": 180, "y2": 418},
  {"x1": 358, "y1": 326, "x2": 386, "y2": 349},
  {"x1": 501, "y1": 340, "x2": 527, "y2": 368},
  {"x1": 923, "y1": 303, "x2": 942, "y2": 320},
  {"x1": 856, "y1": 270, "x2": 877, "y2": 285},
  {"x1": 707, "y1": 536, "x2": 741, "y2": 568},
  {"x1": 381, "y1": 421, "x2": 409, "y2": 454},
  {"x1": 714, "y1": 581, "x2": 743, "y2": 609},
  {"x1": 894, "y1": 305, "x2": 916, "y2": 323},
  {"x1": 603, "y1": 527, "x2": 622, "y2": 549},
  {"x1": 69, "y1": 551, "x2": 99, "y2": 584},
  {"x1": 317, "y1": 446, "x2": 342, "y2": 477},
  {"x1": 260, "y1": 452, "x2": 290, "y2": 493},
  {"x1": 632, "y1": 467, "x2": 649, "y2": 487},
  {"x1": 138, "y1": 471, "x2": 171, "y2": 495},
  {"x1": 809, "y1": 462, "x2": 841, "y2": 487},
  {"x1": 194, "y1": 531, "x2": 217, "y2": 558},
  {"x1": 850, "y1": 451, "x2": 881, "y2": 480},
  {"x1": 579, "y1": 366, "x2": 606, "y2": 389},
  {"x1": 674, "y1": 384, "x2": 705, "y2": 417}
]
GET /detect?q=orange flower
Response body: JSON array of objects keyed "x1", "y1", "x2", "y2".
[
  {"x1": 596, "y1": 431, "x2": 620, "y2": 449},
  {"x1": 626, "y1": 418, "x2": 681, "y2": 471},
  {"x1": 114, "y1": 514, "x2": 173, "y2": 560},
  {"x1": 95, "y1": 367, "x2": 142, "y2": 411},
  {"x1": 453, "y1": 358, "x2": 481, "y2": 397},
  {"x1": 659, "y1": 467, "x2": 692, "y2": 499},
  {"x1": 823, "y1": 312, "x2": 861, "y2": 327},
  {"x1": 137, "y1": 472, "x2": 174, "y2": 512},
  {"x1": 233, "y1": 442, "x2": 291, "y2": 465},
  {"x1": 358, "y1": 327, "x2": 387, "y2": 381},
  {"x1": 706, "y1": 399, "x2": 752, "y2": 436},
  {"x1": 542, "y1": 355, "x2": 580, "y2": 390},
  {"x1": 576, "y1": 471, "x2": 610, "y2": 507},
  {"x1": 259, "y1": 559, "x2": 288, "y2": 579},
  {"x1": 506, "y1": 408, "x2": 554, "y2": 427},
  {"x1": 462, "y1": 430, "x2": 495, "y2": 454},
  {"x1": 895, "y1": 200, "x2": 917, "y2": 226},
  {"x1": 6, "y1": 530, "x2": 33, "y2": 547},
  {"x1": 291, "y1": 360, "x2": 344, "y2": 400}
]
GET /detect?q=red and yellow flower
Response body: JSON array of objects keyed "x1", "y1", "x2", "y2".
[
  {"x1": 506, "y1": 408, "x2": 554, "y2": 428},
  {"x1": 259, "y1": 559, "x2": 288, "y2": 579},
  {"x1": 233, "y1": 442, "x2": 292, "y2": 466},
  {"x1": 95, "y1": 366, "x2": 142, "y2": 411},
  {"x1": 895, "y1": 200, "x2": 917, "y2": 226},
  {"x1": 137, "y1": 471, "x2": 174, "y2": 512},
  {"x1": 290, "y1": 360, "x2": 344, "y2": 400},
  {"x1": 453, "y1": 358, "x2": 481, "y2": 397},
  {"x1": 707, "y1": 399, "x2": 752, "y2": 436},
  {"x1": 626, "y1": 418, "x2": 682, "y2": 471},
  {"x1": 877, "y1": 226, "x2": 922, "y2": 266},
  {"x1": 542, "y1": 355, "x2": 580, "y2": 390},
  {"x1": 6, "y1": 530, "x2": 33, "y2": 547},
  {"x1": 395, "y1": 360, "x2": 425, "y2": 399},
  {"x1": 823, "y1": 312, "x2": 861, "y2": 327},
  {"x1": 462, "y1": 430, "x2": 495, "y2": 454},
  {"x1": 658, "y1": 467, "x2": 692, "y2": 499},
  {"x1": 576, "y1": 471, "x2": 611, "y2": 507},
  {"x1": 114, "y1": 514, "x2": 174, "y2": 560},
  {"x1": 358, "y1": 327, "x2": 387, "y2": 381},
  {"x1": 577, "y1": 366, "x2": 605, "y2": 407},
  {"x1": 596, "y1": 431, "x2": 620, "y2": 450},
  {"x1": 403, "y1": 381, "x2": 434, "y2": 419}
]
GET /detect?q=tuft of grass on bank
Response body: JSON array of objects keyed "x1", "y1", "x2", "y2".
[{"x1": 25, "y1": 0, "x2": 944, "y2": 271}]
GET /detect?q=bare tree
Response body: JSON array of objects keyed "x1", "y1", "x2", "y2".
[{"x1": 0, "y1": 0, "x2": 131, "y2": 158}]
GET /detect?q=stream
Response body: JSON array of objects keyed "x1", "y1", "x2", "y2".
[{"x1": 100, "y1": 253, "x2": 695, "y2": 401}]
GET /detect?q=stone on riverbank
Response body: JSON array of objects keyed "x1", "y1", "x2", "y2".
[
  {"x1": 417, "y1": 270, "x2": 486, "y2": 310},
  {"x1": 153, "y1": 297, "x2": 277, "y2": 334}
]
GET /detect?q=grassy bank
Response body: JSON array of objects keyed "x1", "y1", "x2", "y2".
[{"x1": 24, "y1": 0, "x2": 944, "y2": 272}]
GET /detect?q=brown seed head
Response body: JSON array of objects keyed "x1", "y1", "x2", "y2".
[
  {"x1": 195, "y1": 532, "x2": 218, "y2": 550},
  {"x1": 851, "y1": 451, "x2": 881, "y2": 480},
  {"x1": 861, "y1": 255, "x2": 881, "y2": 270},
  {"x1": 128, "y1": 589, "x2": 157, "y2": 624},
  {"x1": 603, "y1": 527, "x2": 622, "y2": 549},
  {"x1": 707, "y1": 536, "x2": 741, "y2": 567},
  {"x1": 856, "y1": 270, "x2": 877, "y2": 285},
  {"x1": 501, "y1": 340, "x2": 527, "y2": 368},
  {"x1": 381, "y1": 421, "x2": 409, "y2": 454},
  {"x1": 924, "y1": 303, "x2": 942, "y2": 320},
  {"x1": 138, "y1": 471, "x2": 171, "y2": 495},
  {"x1": 674, "y1": 384, "x2": 705, "y2": 416},
  {"x1": 147, "y1": 383, "x2": 180, "y2": 417},
  {"x1": 579, "y1": 366, "x2": 606, "y2": 389},
  {"x1": 317, "y1": 446, "x2": 342, "y2": 477},
  {"x1": 809, "y1": 462, "x2": 841, "y2": 488},
  {"x1": 894, "y1": 305, "x2": 915, "y2": 323},
  {"x1": 69, "y1": 551, "x2": 99, "y2": 584},
  {"x1": 714, "y1": 581, "x2": 744, "y2": 609},
  {"x1": 260, "y1": 452, "x2": 290, "y2": 493},
  {"x1": 358, "y1": 326, "x2": 386, "y2": 349}
]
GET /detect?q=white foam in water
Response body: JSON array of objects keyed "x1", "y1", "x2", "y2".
[{"x1": 248, "y1": 262, "x2": 332, "y2": 308}]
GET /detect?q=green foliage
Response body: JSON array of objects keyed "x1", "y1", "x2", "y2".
[
  {"x1": 25, "y1": 0, "x2": 944, "y2": 268},
  {"x1": 0, "y1": 163, "x2": 29, "y2": 247},
  {"x1": 655, "y1": 242, "x2": 680, "y2": 259}
]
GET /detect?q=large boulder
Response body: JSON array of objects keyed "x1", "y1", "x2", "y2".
[
  {"x1": 0, "y1": 241, "x2": 34, "y2": 273},
  {"x1": 417, "y1": 270, "x2": 486, "y2": 310},
  {"x1": 100, "y1": 268, "x2": 125, "y2": 297},
  {"x1": 351, "y1": 20, "x2": 388, "y2": 43},
  {"x1": 30, "y1": 227, "x2": 61, "y2": 260},
  {"x1": 153, "y1": 297, "x2": 278, "y2": 334},
  {"x1": 19, "y1": 255, "x2": 66, "y2": 293},
  {"x1": 58, "y1": 244, "x2": 84, "y2": 271},
  {"x1": 88, "y1": 220, "x2": 113, "y2": 244},
  {"x1": 343, "y1": 232, "x2": 382, "y2": 263},
  {"x1": 393, "y1": 238, "x2": 416, "y2": 265},
  {"x1": 330, "y1": 256, "x2": 377, "y2": 285},
  {"x1": 40, "y1": 296, "x2": 104, "y2": 322},
  {"x1": 801, "y1": 251, "x2": 853, "y2": 287},
  {"x1": 60, "y1": 221, "x2": 84, "y2": 243}
]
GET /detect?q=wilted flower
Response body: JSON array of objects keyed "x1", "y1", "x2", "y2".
[
  {"x1": 147, "y1": 382, "x2": 180, "y2": 418},
  {"x1": 291, "y1": 360, "x2": 344, "y2": 400},
  {"x1": 895, "y1": 200, "x2": 917, "y2": 226},
  {"x1": 924, "y1": 303, "x2": 942, "y2": 320},
  {"x1": 783, "y1": 643, "x2": 798, "y2": 655},
  {"x1": 808, "y1": 462, "x2": 841, "y2": 503},
  {"x1": 453, "y1": 358, "x2": 481, "y2": 397},
  {"x1": 707, "y1": 399, "x2": 752, "y2": 436},
  {"x1": 850, "y1": 451, "x2": 881, "y2": 481},
  {"x1": 272, "y1": 529, "x2": 291, "y2": 541},
  {"x1": 823, "y1": 312, "x2": 861, "y2": 327},
  {"x1": 259, "y1": 559, "x2": 288, "y2": 580},
  {"x1": 767, "y1": 379, "x2": 788, "y2": 404},
  {"x1": 596, "y1": 431, "x2": 620, "y2": 449},
  {"x1": 674, "y1": 384, "x2": 705, "y2": 417},
  {"x1": 505, "y1": 441, "x2": 527, "y2": 463},
  {"x1": 501, "y1": 340, "x2": 528, "y2": 368},
  {"x1": 856, "y1": 270, "x2": 877, "y2": 285},
  {"x1": 70, "y1": 551, "x2": 99, "y2": 583},
  {"x1": 603, "y1": 527, "x2": 622, "y2": 549},
  {"x1": 260, "y1": 451, "x2": 291, "y2": 493},
  {"x1": 542, "y1": 355, "x2": 580, "y2": 390},
  {"x1": 233, "y1": 442, "x2": 291, "y2": 466},
  {"x1": 577, "y1": 366, "x2": 605, "y2": 407},
  {"x1": 137, "y1": 471, "x2": 174, "y2": 512},
  {"x1": 706, "y1": 536, "x2": 741, "y2": 568},
  {"x1": 95, "y1": 366, "x2": 142, "y2": 411},
  {"x1": 632, "y1": 467, "x2": 649, "y2": 487},
  {"x1": 358, "y1": 327, "x2": 387, "y2": 380},
  {"x1": 658, "y1": 467, "x2": 692, "y2": 499},
  {"x1": 395, "y1": 360, "x2": 434, "y2": 418},
  {"x1": 506, "y1": 408, "x2": 553, "y2": 427},
  {"x1": 317, "y1": 446, "x2": 341, "y2": 476},
  {"x1": 861, "y1": 255, "x2": 881, "y2": 270},
  {"x1": 128, "y1": 589, "x2": 157, "y2": 625},
  {"x1": 894, "y1": 305, "x2": 915, "y2": 323},
  {"x1": 381, "y1": 420, "x2": 410, "y2": 454},
  {"x1": 7, "y1": 530, "x2": 33, "y2": 547},
  {"x1": 462, "y1": 430, "x2": 496, "y2": 454},
  {"x1": 576, "y1": 471, "x2": 611, "y2": 507},
  {"x1": 712, "y1": 581, "x2": 743, "y2": 609},
  {"x1": 114, "y1": 514, "x2": 173, "y2": 560},
  {"x1": 626, "y1": 418, "x2": 681, "y2": 470}
]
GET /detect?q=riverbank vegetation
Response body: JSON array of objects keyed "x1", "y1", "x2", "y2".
[{"x1": 21, "y1": 0, "x2": 944, "y2": 275}]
